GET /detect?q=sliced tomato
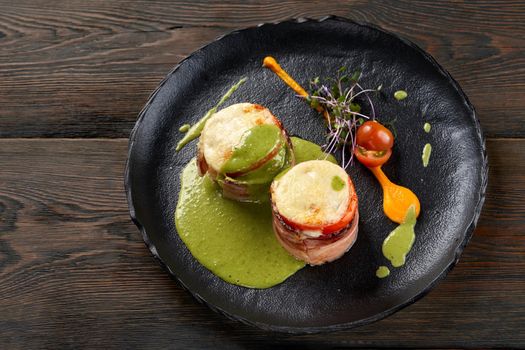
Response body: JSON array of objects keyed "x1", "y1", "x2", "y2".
[
  {"x1": 278, "y1": 178, "x2": 358, "y2": 235},
  {"x1": 319, "y1": 195, "x2": 357, "y2": 234},
  {"x1": 354, "y1": 145, "x2": 392, "y2": 168}
]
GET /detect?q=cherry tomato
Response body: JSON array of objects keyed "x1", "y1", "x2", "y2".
[
  {"x1": 354, "y1": 145, "x2": 392, "y2": 168},
  {"x1": 356, "y1": 121, "x2": 394, "y2": 151}
]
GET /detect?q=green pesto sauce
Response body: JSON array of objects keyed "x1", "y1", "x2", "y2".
[
  {"x1": 273, "y1": 167, "x2": 291, "y2": 181},
  {"x1": 231, "y1": 142, "x2": 288, "y2": 184},
  {"x1": 218, "y1": 142, "x2": 290, "y2": 203},
  {"x1": 175, "y1": 137, "x2": 332, "y2": 288},
  {"x1": 179, "y1": 124, "x2": 191, "y2": 133},
  {"x1": 422, "y1": 143, "x2": 432, "y2": 167},
  {"x1": 382, "y1": 206, "x2": 417, "y2": 268},
  {"x1": 331, "y1": 175, "x2": 346, "y2": 191},
  {"x1": 221, "y1": 124, "x2": 282, "y2": 174},
  {"x1": 290, "y1": 137, "x2": 337, "y2": 164},
  {"x1": 175, "y1": 77, "x2": 247, "y2": 151},
  {"x1": 423, "y1": 122, "x2": 431, "y2": 133},
  {"x1": 394, "y1": 90, "x2": 408, "y2": 100},
  {"x1": 376, "y1": 266, "x2": 390, "y2": 278}
]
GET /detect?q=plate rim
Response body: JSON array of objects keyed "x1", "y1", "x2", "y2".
[{"x1": 124, "y1": 15, "x2": 488, "y2": 334}]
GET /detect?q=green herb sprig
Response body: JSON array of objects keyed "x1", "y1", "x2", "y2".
[{"x1": 304, "y1": 68, "x2": 381, "y2": 168}]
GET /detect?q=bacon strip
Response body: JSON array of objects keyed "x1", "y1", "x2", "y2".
[{"x1": 272, "y1": 209, "x2": 359, "y2": 265}]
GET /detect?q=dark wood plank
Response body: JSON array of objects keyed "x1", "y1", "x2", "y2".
[
  {"x1": 0, "y1": 26, "x2": 227, "y2": 138},
  {"x1": 0, "y1": 0, "x2": 524, "y2": 138},
  {"x1": 1, "y1": 0, "x2": 524, "y2": 33},
  {"x1": 0, "y1": 138, "x2": 523, "y2": 349}
]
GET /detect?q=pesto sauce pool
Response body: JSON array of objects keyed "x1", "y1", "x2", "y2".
[{"x1": 175, "y1": 137, "x2": 336, "y2": 288}]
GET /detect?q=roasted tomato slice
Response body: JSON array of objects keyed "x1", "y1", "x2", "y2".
[{"x1": 279, "y1": 179, "x2": 358, "y2": 235}]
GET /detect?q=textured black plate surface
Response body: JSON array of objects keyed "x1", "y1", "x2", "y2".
[{"x1": 125, "y1": 17, "x2": 487, "y2": 333}]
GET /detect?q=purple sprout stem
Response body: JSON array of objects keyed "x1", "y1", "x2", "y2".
[
  {"x1": 344, "y1": 110, "x2": 372, "y2": 119},
  {"x1": 323, "y1": 128, "x2": 339, "y2": 151},
  {"x1": 344, "y1": 83, "x2": 357, "y2": 103},
  {"x1": 325, "y1": 124, "x2": 343, "y2": 155},
  {"x1": 350, "y1": 88, "x2": 377, "y2": 100},
  {"x1": 356, "y1": 82, "x2": 376, "y2": 120},
  {"x1": 325, "y1": 131, "x2": 339, "y2": 155},
  {"x1": 341, "y1": 120, "x2": 352, "y2": 167}
]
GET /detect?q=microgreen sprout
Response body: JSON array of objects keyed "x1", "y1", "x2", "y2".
[{"x1": 302, "y1": 68, "x2": 380, "y2": 169}]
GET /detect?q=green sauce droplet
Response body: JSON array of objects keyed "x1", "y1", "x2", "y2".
[
  {"x1": 423, "y1": 122, "x2": 431, "y2": 133},
  {"x1": 179, "y1": 124, "x2": 191, "y2": 133},
  {"x1": 331, "y1": 175, "x2": 345, "y2": 191},
  {"x1": 221, "y1": 124, "x2": 282, "y2": 174},
  {"x1": 376, "y1": 266, "x2": 390, "y2": 278},
  {"x1": 422, "y1": 143, "x2": 432, "y2": 167},
  {"x1": 382, "y1": 206, "x2": 417, "y2": 268},
  {"x1": 394, "y1": 90, "x2": 408, "y2": 100}
]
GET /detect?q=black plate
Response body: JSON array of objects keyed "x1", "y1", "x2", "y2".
[{"x1": 125, "y1": 16, "x2": 487, "y2": 333}]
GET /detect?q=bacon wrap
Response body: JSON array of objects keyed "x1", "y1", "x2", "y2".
[
  {"x1": 197, "y1": 128, "x2": 294, "y2": 202},
  {"x1": 272, "y1": 207, "x2": 359, "y2": 266}
]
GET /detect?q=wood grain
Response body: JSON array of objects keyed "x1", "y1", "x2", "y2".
[
  {"x1": 0, "y1": 0, "x2": 524, "y2": 138},
  {"x1": 1, "y1": 1, "x2": 524, "y2": 348},
  {"x1": 0, "y1": 138, "x2": 523, "y2": 349}
]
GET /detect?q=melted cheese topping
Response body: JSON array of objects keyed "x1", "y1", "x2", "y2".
[
  {"x1": 199, "y1": 103, "x2": 279, "y2": 172},
  {"x1": 271, "y1": 160, "x2": 351, "y2": 226}
]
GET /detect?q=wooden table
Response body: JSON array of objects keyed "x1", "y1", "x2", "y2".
[{"x1": 1, "y1": 1, "x2": 524, "y2": 348}]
